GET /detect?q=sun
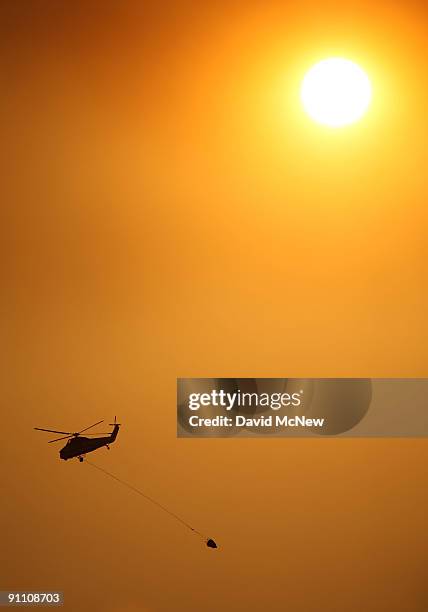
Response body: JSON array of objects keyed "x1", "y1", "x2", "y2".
[{"x1": 301, "y1": 58, "x2": 372, "y2": 128}]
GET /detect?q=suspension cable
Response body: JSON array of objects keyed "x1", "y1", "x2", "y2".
[{"x1": 84, "y1": 458, "x2": 214, "y2": 545}]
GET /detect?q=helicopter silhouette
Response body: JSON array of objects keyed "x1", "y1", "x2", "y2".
[{"x1": 34, "y1": 417, "x2": 120, "y2": 462}]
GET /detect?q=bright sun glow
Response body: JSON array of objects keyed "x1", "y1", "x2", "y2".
[{"x1": 301, "y1": 58, "x2": 372, "y2": 128}]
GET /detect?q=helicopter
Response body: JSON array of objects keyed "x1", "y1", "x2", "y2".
[{"x1": 34, "y1": 417, "x2": 121, "y2": 462}]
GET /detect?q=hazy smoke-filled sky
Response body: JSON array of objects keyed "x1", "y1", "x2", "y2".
[{"x1": 2, "y1": 1, "x2": 428, "y2": 610}]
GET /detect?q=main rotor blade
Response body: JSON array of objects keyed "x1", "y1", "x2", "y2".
[
  {"x1": 82, "y1": 432, "x2": 111, "y2": 436},
  {"x1": 35, "y1": 428, "x2": 72, "y2": 435},
  {"x1": 48, "y1": 435, "x2": 73, "y2": 443},
  {"x1": 78, "y1": 420, "x2": 104, "y2": 434}
]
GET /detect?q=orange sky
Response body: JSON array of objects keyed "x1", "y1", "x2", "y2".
[{"x1": 2, "y1": 1, "x2": 428, "y2": 610}]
